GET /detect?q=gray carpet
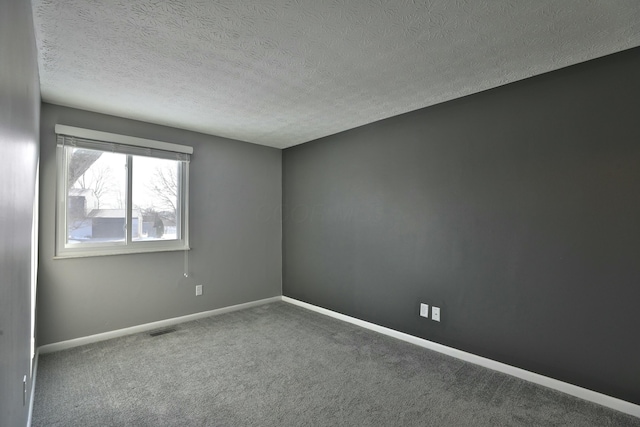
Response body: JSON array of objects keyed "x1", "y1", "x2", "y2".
[{"x1": 32, "y1": 302, "x2": 639, "y2": 426}]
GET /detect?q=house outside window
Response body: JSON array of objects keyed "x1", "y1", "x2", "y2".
[{"x1": 55, "y1": 125, "x2": 191, "y2": 258}]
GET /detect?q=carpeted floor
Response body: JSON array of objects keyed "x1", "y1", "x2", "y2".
[{"x1": 32, "y1": 302, "x2": 640, "y2": 426}]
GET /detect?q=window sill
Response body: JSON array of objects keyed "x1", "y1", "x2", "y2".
[{"x1": 54, "y1": 245, "x2": 190, "y2": 259}]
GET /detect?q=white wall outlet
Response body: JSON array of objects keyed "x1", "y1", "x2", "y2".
[
  {"x1": 432, "y1": 306, "x2": 440, "y2": 322},
  {"x1": 420, "y1": 303, "x2": 429, "y2": 318},
  {"x1": 195, "y1": 285, "x2": 203, "y2": 296}
]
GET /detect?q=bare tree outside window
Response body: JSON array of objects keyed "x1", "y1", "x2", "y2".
[
  {"x1": 67, "y1": 149, "x2": 102, "y2": 188},
  {"x1": 65, "y1": 148, "x2": 126, "y2": 243},
  {"x1": 149, "y1": 164, "x2": 178, "y2": 223},
  {"x1": 75, "y1": 164, "x2": 117, "y2": 209},
  {"x1": 132, "y1": 156, "x2": 179, "y2": 241}
]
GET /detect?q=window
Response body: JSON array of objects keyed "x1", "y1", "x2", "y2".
[{"x1": 55, "y1": 125, "x2": 191, "y2": 258}]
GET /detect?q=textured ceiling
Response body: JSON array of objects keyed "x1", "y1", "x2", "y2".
[{"x1": 32, "y1": 0, "x2": 640, "y2": 149}]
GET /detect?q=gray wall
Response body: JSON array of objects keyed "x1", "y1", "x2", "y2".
[
  {"x1": 0, "y1": 0, "x2": 40, "y2": 425},
  {"x1": 283, "y1": 48, "x2": 640, "y2": 405},
  {"x1": 38, "y1": 104, "x2": 282, "y2": 345}
]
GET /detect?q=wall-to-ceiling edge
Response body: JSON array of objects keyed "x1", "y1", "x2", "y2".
[
  {"x1": 282, "y1": 47, "x2": 640, "y2": 406},
  {"x1": 0, "y1": 1, "x2": 41, "y2": 426}
]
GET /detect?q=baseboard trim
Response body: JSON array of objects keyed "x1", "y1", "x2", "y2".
[
  {"x1": 38, "y1": 296, "x2": 281, "y2": 354},
  {"x1": 282, "y1": 296, "x2": 640, "y2": 419},
  {"x1": 26, "y1": 349, "x2": 38, "y2": 427}
]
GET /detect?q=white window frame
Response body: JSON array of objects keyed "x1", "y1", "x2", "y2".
[{"x1": 55, "y1": 125, "x2": 192, "y2": 258}]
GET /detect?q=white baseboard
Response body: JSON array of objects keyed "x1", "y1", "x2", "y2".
[
  {"x1": 33, "y1": 295, "x2": 640, "y2": 419},
  {"x1": 38, "y1": 296, "x2": 281, "y2": 354},
  {"x1": 26, "y1": 349, "x2": 38, "y2": 427},
  {"x1": 282, "y1": 296, "x2": 640, "y2": 419}
]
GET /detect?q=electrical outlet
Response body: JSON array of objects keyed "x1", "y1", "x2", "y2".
[
  {"x1": 195, "y1": 285, "x2": 203, "y2": 296},
  {"x1": 420, "y1": 303, "x2": 429, "y2": 318},
  {"x1": 432, "y1": 306, "x2": 440, "y2": 322}
]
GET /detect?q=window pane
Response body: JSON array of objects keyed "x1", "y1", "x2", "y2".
[
  {"x1": 66, "y1": 148, "x2": 127, "y2": 245},
  {"x1": 132, "y1": 156, "x2": 180, "y2": 241}
]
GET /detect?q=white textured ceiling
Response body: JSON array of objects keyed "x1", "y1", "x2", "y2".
[{"x1": 32, "y1": 0, "x2": 640, "y2": 149}]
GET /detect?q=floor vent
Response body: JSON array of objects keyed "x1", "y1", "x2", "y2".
[{"x1": 149, "y1": 327, "x2": 177, "y2": 337}]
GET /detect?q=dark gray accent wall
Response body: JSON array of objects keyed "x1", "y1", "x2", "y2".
[
  {"x1": 283, "y1": 48, "x2": 640, "y2": 405},
  {"x1": 0, "y1": 0, "x2": 40, "y2": 425},
  {"x1": 38, "y1": 104, "x2": 282, "y2": 345}
]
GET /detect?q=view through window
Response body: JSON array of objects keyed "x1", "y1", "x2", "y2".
[{"x1": 56, "y1": 126, "x2": 190, "y2": 257}]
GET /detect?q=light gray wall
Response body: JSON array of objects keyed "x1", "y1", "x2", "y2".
[
  {"x1": 0, "y1": 0, "x2": 40, "y2": 425},
  {"x1": 38, "y1": 104, "x2": 282, "y2": 345},
  {"x1": 283, "y1": 48, "x2": 640, "y2": 405}
]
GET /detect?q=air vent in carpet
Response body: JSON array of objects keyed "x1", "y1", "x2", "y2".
[{"x1": 149, "y1": 327, "x2": 176, "y2": 337}]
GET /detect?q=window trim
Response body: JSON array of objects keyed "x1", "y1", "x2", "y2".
[{"x1": 54, "y1": 125, "x2": 191, "y2": 259}]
